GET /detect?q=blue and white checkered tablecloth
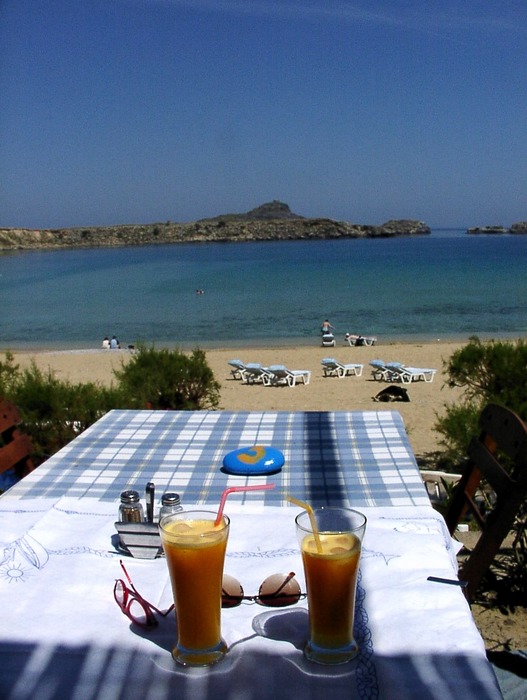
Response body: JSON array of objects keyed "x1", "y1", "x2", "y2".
[{"x1": 6, "y1": 410, "x2": 430, "y2": 507}]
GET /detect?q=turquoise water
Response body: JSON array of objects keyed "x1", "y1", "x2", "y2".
[{"x1": 1, "y1": 230, "x2": 526, "y2": 349}]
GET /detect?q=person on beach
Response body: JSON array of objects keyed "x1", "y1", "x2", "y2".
[
  {"x1": 321, "y1": 319, "x2": 334, "y2": 335},
  {"x1": 110, "y1": 335, "x2": 120, "y2": 349},
  {"x1": 102, "y1": 336, "x2": 110, "y2": 349}
]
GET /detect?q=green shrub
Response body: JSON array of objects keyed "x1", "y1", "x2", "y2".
[
  {"x1": 435, "y1": 336, "x2": 527, "y2": 604},
  {"x1": 435, "y1": 336, "x2": 527, "y2": 461},
  {"x1": 0, "y1": 355, "x2": 121, "y2": 462},
  {"x1": 0, "y1": 347, "x2": 220, "y2": 492},
  {"x1": 114, "y1": 345, "x2": 220, "y2": 410},
  {"x1": 434, "y1": 403, "x2": 481, "y2": 464},
  {"x1": 0, "y1": 346, "x2": 220, "y2": 468},
  {"x1": 443, "y1": 335, "x2": 527, "y2": 412}
]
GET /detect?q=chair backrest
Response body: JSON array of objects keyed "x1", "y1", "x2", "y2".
[
  {"x1": 0, "y1": 399, "x2": 35, "y2": 479},
  {"x1": 444, "y1": 403, "x2": 527, "y2": 600},
  {"x1": 369, "y1": 360, "x2": 386, "y2": 368},
  {"x1": 228, "y1": 359, "x2": 245, "y2": 369}
]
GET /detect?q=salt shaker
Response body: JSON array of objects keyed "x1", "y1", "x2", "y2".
[
  {"x1": 159, "y1": 492, "x2": 183, "y2": 519},
  {"x1": 119, "y1": 490, "x2": 145, "y2": 523}
]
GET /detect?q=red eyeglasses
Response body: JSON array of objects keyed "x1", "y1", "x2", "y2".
[{"x1": 114, "y1": 560, "x2": 174, "y2": 628}]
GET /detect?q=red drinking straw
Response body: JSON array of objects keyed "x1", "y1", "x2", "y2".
[{"x1": 215, "y1": 483, "x2": 275, "y2": 526}]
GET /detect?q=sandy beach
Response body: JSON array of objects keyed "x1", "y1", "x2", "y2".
[{"x1": 11, "y1": 340, "x2": 467, "y2": 458}]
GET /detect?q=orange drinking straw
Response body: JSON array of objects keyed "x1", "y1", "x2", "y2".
[
  {"x1": 215, "y1": 483, "x2": 275, "y2": 526},
  {"x1": 286, "y1": 494, "x2": 323, "y2": 553}
]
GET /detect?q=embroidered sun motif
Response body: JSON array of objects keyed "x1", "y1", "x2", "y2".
[{"x1": 0, "y1": 561, "x2": 32, "y2": 583}]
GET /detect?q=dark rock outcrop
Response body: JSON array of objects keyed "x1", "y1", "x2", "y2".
[
  {"x1": 200, "y1": 200, "x2": 303, "y2": 222},
  {"x1": 373, "y1": 219, "x2": 430, "y2": 236},
  {"x1": 467, "y1": 223, "x2": 527, "y2": 234},
  {"x1": 467, "y1": 225, "x2": 509, "y2": 234},
  {"x1": 0, "y1": 203, "x2": 431, "y2": 251}
]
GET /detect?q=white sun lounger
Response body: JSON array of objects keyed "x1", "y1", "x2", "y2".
[
  {"x1": 393, "y1": 366, "x2": 437, "y2": 383},
  {"x1": 370, "y1": 360, "x2": 436, "y2": 383},
  {"x1": 267, "y1": 365, "x2": 311, "y2": 387},
  {"x1": 321, "y1": 358, "x2": 364, "y2": 378},
  {"x1": 345, "y1": 334, "x2": 377, "y2": 346},
  {"x1": 227, "y1": 359, "x2": 247, "y2": 380},
  {"x1": 241, "y1": 363, "x2": 273, "y2": 385},
  {"x1": 369, "y1": 360, "x2": 402, "y2": 382},
  {"x1": 321, "y1": 333, "x2": 336, "y2": 347}
]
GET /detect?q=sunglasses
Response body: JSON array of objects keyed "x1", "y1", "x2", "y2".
[
  {"x1": 114, "y1": 560, "x2": 174, "y2": 628},
  {"x1": 222, "y1": 572, "x2": 306, "y2": 609}
]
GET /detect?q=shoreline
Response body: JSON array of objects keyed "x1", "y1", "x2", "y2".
[{"x1": 2, "y1": 331, "x2": 524, "y2": 354}]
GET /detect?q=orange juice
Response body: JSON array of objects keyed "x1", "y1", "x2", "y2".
[
  {"x1": 301, "y1": 532, "x2": 361, "y2": 650},
  {"x1": 160, "y1": 513, "x2": 229, "y2": 666}
]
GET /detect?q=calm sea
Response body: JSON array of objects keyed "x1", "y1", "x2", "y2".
[{"x1": 1, "y1": 229, "x2": 526, "y2": 349}]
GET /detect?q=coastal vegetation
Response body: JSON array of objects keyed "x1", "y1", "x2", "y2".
[
  {"x1": 0, "y1": 346, "x2": 219, "y2": 466},
  {"x1": 436, "y1": 337, "x2": 527, "y2": 459},
  {"x1": 113, "y1": 345, "x2": 220, "y2": 411}
]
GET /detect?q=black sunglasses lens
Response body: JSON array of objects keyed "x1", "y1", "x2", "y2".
[
  {"x1": 221, "y1": 573, "x2": 302, "y2": 608},
  {"x1": 222, "y1": 574, "x2": 244, "y2": 609},
  {"x1": 258, "y1": 574, "x2": 301, "y2": 607}
]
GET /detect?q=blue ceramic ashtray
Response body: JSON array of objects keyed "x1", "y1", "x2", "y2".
[{"x1": 222, "y1": 445, "x2": 284, "y2": 476}]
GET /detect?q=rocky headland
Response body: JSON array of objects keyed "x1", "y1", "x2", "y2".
[
  {"x1": 0, "y1": 201, "x2": 431, "y2": 251},
  {"x1": 467, "y1": 222, "x2": 527, "y2": 234}
]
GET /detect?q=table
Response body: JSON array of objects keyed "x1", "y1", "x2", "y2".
[
  {"x1": 5, "y1": 409, "x2": 430, "y2": 507},
  {"x1": 0, "y1": 410, "x2": 502, "y2": 700}
]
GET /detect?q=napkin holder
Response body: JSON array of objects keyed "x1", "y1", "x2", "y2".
[{"x1": 114, "y1": 522, "x2": 163, "y2": 559}]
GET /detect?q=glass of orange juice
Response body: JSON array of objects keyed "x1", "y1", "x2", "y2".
[
  {"x1": 159, "y1": 509, "x2": 230, "y2": 666},
  {"x1": 295, "y1": 506, "x2": 367, "y2": 665}
]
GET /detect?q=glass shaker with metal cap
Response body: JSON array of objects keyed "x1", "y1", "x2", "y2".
[
  {"x1": 159, "y1": 492, "x2": 183, "y2": 519},
  {"x1": 119, "y1": 489, "x2": 145, "y2": 523}
]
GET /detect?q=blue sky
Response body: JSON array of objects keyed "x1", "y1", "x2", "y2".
[{"x1": 1, "y1": 0, "x2": 526, "y2": 229}]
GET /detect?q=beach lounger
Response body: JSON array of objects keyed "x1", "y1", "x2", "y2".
[
  {"x1": 241, "y1": 363, "x2": 273, "y2": 385},
  {"x1": 345, "y1": 333, "x2": 377, "y2": 346},
  {"x1": 267, "y1": 365, "x2": 311, "y2": 387},
  {"x1": 227, "y1": 359, "x2": 247, "y2": 380},
  {"x1": 321, "y1": 333, "x2": 336, "y2": 347},
  {"x1": 321, "y1": 358, "x2": 364, "y2": 378},
  {"x1": 370, "y1": 360, "x2": 436, "y2": 383},
  {"x1": 392, "y1": 366, "x2": 437, "y2": 383},
  {"x1": 369, "y1": 360, "x2": 404, "y2": 382}
]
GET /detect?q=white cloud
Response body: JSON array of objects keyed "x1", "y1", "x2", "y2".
[{"x1": 134, "y1": 0, "x2": 526, "y2": 36}]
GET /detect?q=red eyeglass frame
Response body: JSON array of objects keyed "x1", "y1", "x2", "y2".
[{"x1": 114, "y1": 559, "x2": 174, "y2": 628}]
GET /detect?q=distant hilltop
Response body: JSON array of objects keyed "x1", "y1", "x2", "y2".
[
  {"x1": 467, "y1": 222, "x2": 527, "y2": 234},
  {"x1": 0, "y1": 201, "x2": 432, "y2": 251}
]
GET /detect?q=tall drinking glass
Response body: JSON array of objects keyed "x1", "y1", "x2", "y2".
[
  {"x1": 159, "y1": 509, "x2": 230, "y2": 666},
  {"x1": 295, "y1": 506, "x2": 367, "y2": 665}
]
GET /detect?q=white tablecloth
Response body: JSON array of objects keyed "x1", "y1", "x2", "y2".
[{"x1": 0, "y1": 498, "x2": 501, "y2": 700}]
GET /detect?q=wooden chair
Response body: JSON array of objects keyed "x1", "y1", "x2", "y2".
[
  {"x1": 445, "y1": 403, "x2": 527, "y2": 601},
  {"x1": 0, "y1": 399, "x2": 35, "y2": 480}
]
